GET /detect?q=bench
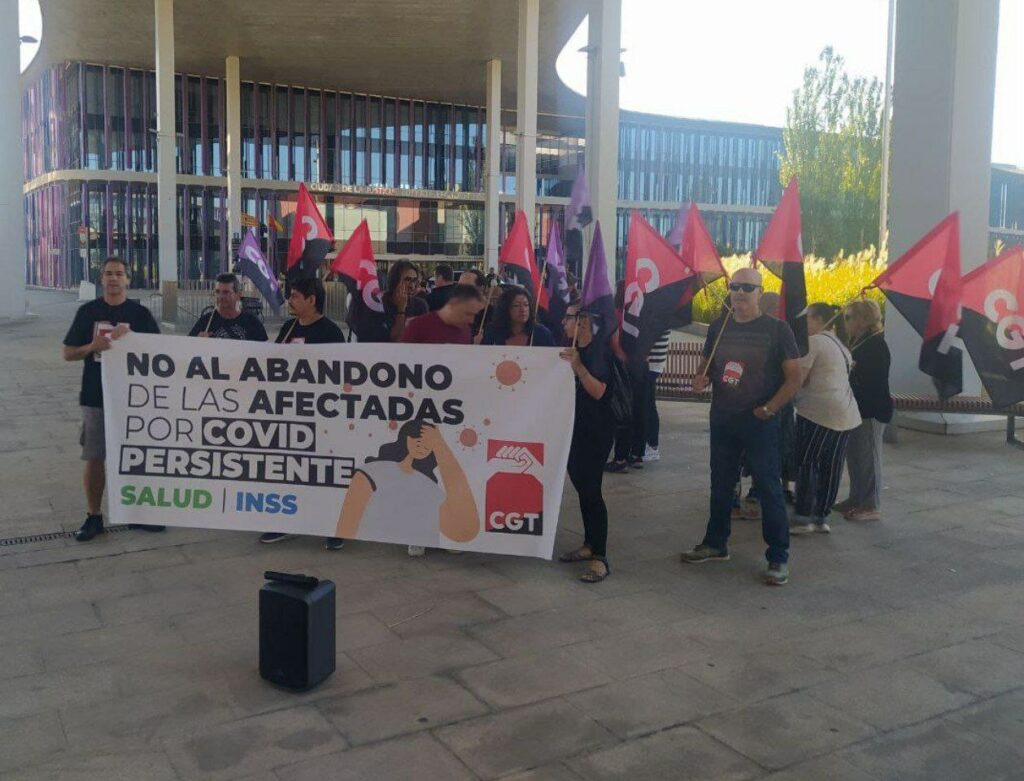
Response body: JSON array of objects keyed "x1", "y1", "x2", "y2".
[{"x1": 656, "y1": 342, "x2": 1024, "y2": 449}]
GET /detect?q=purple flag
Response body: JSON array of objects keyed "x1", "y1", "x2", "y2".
[
  {"x1": 540, "y1": 222, "x2": 570, "y2": 333},
  {"x1": 667, "y1": 203, "x2": 687, "y2": 248},
  {"x1": 236, "y1": 228, "x2": 284, "y2": 315},
  {"x1": 580, "y1": 221, "x2": 616, "y2": 343},
  {"x1": 565, "y1": 166, "x2": 593, "y2": 231}
]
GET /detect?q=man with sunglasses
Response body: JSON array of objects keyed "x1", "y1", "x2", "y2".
[{"x1": 681, "y1": 267, "x2": 801, "y2": 585}]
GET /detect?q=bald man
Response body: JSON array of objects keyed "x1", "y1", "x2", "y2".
[{"x1": 681, "y1": 267, "x2": 802, "y2": 586}]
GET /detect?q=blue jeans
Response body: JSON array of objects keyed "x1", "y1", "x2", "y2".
[{"x1": 703, "y1": 412, "x2": 790, "y2": 564}]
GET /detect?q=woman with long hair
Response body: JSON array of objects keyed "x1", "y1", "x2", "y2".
[
  {"x1": 481, "y1": 286, "x2": 555, "y2": 347},
  {"x1": 335, "y1": 420, "x2": 479, "y2": 549},
  {"x1": 557, "y1": 302, "x2": 615, "y2": 582},
  {"x1": 384, "y1": 260, "x2": 427, "y2": 341},
  {"x1": 835, "y1": 299, "x2": 892, "y2": 521},
  {"x1": 791, "y1": 303, "x2": 861, "y2": 534}
]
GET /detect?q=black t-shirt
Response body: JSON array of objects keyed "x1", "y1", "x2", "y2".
[
  {"x1": 188, "y1": 311, "x2": 268, "y2": 342},
  {"x1": 63, "y1": 297, "x2": 160, "y2": 408},
  {"x1": 426, "y1": 285, "x2": 455, "y2": 311},
  {"x1": 574, "y1": 340, "x2": 613, "y2": 434},
  {"x1": 849, "y1": 332, "x2": 893, "y2": 423},
  {"x1": 702, "y1": 314, "x2": 799, "y2": 421},
  {"x1": 275, "y1": 316, "x2": 345, "y2": 345}
]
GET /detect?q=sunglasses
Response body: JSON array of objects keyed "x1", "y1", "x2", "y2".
[{"x1": 728, "y1": 283, "x2": 761, "y2": 293}]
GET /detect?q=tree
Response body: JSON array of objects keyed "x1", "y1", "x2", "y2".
[{"x1": 779, "y1": 47, "x2": 883, "y2": 257}]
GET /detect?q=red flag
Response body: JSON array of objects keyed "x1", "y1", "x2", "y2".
[
  {"x1": 959, "y1": 245, "x2": 1024, "y2": 406},
  {"x1": 754, "y1": 177, "x2": 808, "y2": 354},
  {"x1": 499, "y1": 210, "x2": 541, "y2": 299},
  {"x1": 286, "y1": 183, "x2": 334, "y2": 280},
  {"x1": 330, "y1": 220, "x2": 386, "y2": 342},
  {"x1": 621, "y1": 212, "x2": 696, "y2": 359},
  {"x1": 870, "y1": 212, "x2": 963, "y2": 398},
  {"x1": 678, "y1": 202, "x2": 726, "y2": 306}
]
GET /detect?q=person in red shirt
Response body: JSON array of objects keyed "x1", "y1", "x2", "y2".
[{"x1": 400, "y1": 284, "x2": 485, "y2": 345}]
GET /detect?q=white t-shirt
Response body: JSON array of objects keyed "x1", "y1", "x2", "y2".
[
  {"x1": 354, "y1": 460, "x2": 446, "y2": 547},
  {"x1": 796, "y1": 332, "x2": 862, "y2": 432}
]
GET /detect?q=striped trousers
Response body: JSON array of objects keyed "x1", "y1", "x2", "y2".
[{"x1": 794, "y1": 416, "x2": 852, "y2": 522}]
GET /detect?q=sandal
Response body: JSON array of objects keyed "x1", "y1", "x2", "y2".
[
  {"x1": 558, "y1": 546, "x2": 594, "y2": 563},
  {"x1": 579, "y1": 557, "x2": 610, "y2": 583}
]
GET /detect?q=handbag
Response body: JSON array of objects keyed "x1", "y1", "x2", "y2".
[{"x1": 606, "y1": 356, "x2": 634, "y2": 426}]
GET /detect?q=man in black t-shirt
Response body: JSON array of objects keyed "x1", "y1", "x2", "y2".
[
  {"x1": 63, "y1": 257, "x2": 161, "y2": 541},
  {"x1": 681, "y1": 267, "x2": 801, "y2": 585},
  {"x1": 264, "y1": 277, "x2": 347, "y2": 549},
  {"x1": 425, "y1": 263, "x2": 455, "y2": 311},
  {"x1": 188, "y1": 273, "x2": 268, "y2": 342}
]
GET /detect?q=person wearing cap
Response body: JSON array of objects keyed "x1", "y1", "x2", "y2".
[
  {"x1": 681, "y1": 267, "x2": 801, "y2": 586},
  {"x1": 790, "y1": 303, "x2": 861, "y2": 534}
]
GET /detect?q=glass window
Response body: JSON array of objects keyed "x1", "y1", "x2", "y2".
[
  {"x1": 413, "y1": 102, "x2": 425, "y2": 189},
  {"x1": 398, "y1": 100, "x2": 411, "y2": 188},
  {"x1": 241, "y1": 82, "x2": 256, "y2": 177},
  {"x1": 107, "y1": 68, "x2": 126, "y2": 170},
  {"x1": 309, "y1": 90, "x2": 321, "y2": 183},
  {"x1": 127, "y1": 70, "x2": 145, "y2": 171},
  {"x1": 276, "y1": 86, "x2": 290, "y2": 180},
  {"x1": 384, "y1": 99, "x2": 396, "y2": 188},
  {"x1": 324, "y1": 91, "x2": 337, "y2": 183},
  {"x1": 258, "y1": 84, "x2": 273, "y2": 178},
  {"x1": 187, "y1": 76, "x2": 202, "y2": 175},
  {"x1": 83, "y1": 65, "x2": 105, "y2": 169},
  {"x1": 293, "y1": 88, "x2": 306, "y2": 181},
  {"x1": 207, "y1": 78, "x2": 222, "y2": 176},
  {"x1": 369, "y1": 97, "x2": 382, "y2": 185},
  {"x1": 353, "y1": 95, "x2": 367, "y2": 185},
  {"x1": 338, "y1": 94, "x2": 352, "y2": 185}
]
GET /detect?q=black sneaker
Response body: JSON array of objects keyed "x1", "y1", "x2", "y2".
[
  {"x1": 604, "y1": 460, "x2": 629, "y2": 474},
  {"x1": 259, "y1": 532, "x2": 296, "y2": 544},
  {"x1": 680, "y1": 544, "x2": 730, "y2": 563},
  {"x1": 74, "y1": 514, "x2": 104, "y2": 542},
  {"x1": 324, "y1": 537, "x2": 346, "y2": 551},
  {"x1": 628, "y1": 458, "x2": 644, "y2": 470},
  {"x1": 129, "y1": 524, "x2": 166, "y2": 532}
]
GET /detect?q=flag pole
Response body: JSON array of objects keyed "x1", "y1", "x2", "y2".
[
  {"x1": 529, "y1": 262, "x2": 548, "y2": 347},
  {"x1": 698, "y1": 309, "x2": 732, "y2": 381},
  {"x1": 204, "y1": 307, "x2": 215, "y2": 335},
  {"x1": 477, "y1": 277, "x2": 498, "y2": 341}
]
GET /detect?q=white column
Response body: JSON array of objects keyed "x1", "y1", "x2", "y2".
[
  {"x1": 515, "y1": 0, "x2": 539, "y2": 233},
  {"x1": 587, "y1": 0, "x2": 621, "y2": 287},
  {"x1": 484, "y1": 59, "x2": 502, "y2": 272},
  {"x1": 155, "y1": 0, "x2": 178, "y2": 319},
  {"x1": 887, "y1": 0, "x2": 999, "y2": 407},
  {"x1": 0, "y1": 0, "x2": 25, "y2": 319},
  {"x1": 225, "y1": 55, "x2": 242, "y2": 259}
]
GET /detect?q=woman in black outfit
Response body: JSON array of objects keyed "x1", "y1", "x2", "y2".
[
  {"x1": 481, "y1": 286, "x2": 556, "y2": 347},
  {"x1": 836, "y1": 299, "x2": 893, "y2": 521},
  {"x1": 557, "y1": 303, "x2": 615, "y2": 582}
]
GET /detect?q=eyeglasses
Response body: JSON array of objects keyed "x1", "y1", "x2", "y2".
[{"x1": 728, "y1": 283, "x2": 761, "y2": 293}]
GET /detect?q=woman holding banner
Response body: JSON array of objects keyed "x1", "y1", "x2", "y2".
[
  {"x1": 482, "y1": 287, "x2": 555, "y2": 347},
  {"x1": 557, "y1": 303, "x2": 615, "y2": 583}
]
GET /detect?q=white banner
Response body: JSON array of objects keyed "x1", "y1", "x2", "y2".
[{"x1": 101, "y1": 334, "x2": 575, "y2": 558}]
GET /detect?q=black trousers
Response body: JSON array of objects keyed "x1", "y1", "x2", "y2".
[
  {"x1": 568, "y1": 421, "x2": 615, "y2": 557},
  {"x1": 613, "y1": 371, "x2": 650, "y2": 462}
]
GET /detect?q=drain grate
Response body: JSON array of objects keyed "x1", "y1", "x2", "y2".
[{"x1": 0, "y1": 526, "x2": 132, "y2": 547}]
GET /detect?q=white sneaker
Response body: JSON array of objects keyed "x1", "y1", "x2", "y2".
[
  {"x1": 643, "y1": 445, "x2": 660, "y2": 462},
  {"x1": 407, "y1": 545, "x2": 426, "y2": 557},
  {"x1": 814, "y1": 522, "x2": 831, "y2": 534},
  {"x1": 789, "y1": 523, "x2": 816, "y2": 535}
]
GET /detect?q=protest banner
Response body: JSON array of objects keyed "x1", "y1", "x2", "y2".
[{"x1": 102, "y1": 334, "x2": 574, "y2": 558}]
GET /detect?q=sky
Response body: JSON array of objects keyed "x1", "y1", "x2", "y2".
[
  {"x1": 556, "y1": 0, "x2": 1023, "y2": 169},
  {"x1": 17, "y1": 0, "x2": 1023, "y2": 168}
]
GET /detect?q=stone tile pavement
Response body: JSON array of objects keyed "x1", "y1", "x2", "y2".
[{"x1": 0, "y1": 290, "x2": 1022, "y2": 779}]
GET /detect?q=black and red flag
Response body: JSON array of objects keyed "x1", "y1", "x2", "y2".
[
  {"x1": 286, "y1": 182, "x2": 334, "y2": 282},
  {"x1": 869, "y1": 212, "x2": 963, "y2": 398},
  {"x1": 754, "y1": 177, "x2": 808, "y2": 355},
  {"x1": 958, "y1": 245, "x2": 1024, "y2": 407},
  {"x1": 678, "y1": 202, "x2": 727, "y2": 308},
  {"x1": 620, "y1": 211, "x2": 695, "y2": 359},
  {"x1": 499, "y1": 209, "x2": 541, "y2": 300},
  {"x1": 329, "y1": 219, "x2": 386, "y2": 342}
]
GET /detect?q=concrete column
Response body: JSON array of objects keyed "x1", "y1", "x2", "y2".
[
  {"x1": 484, "y1": 59, "x2": 501, "y2": 272},
  {"x1": 586, "y1": 0, "x2": 621, "y2": 287},
  {"x1": 887, "y1": 0, "x2": 999, "y2": 406},
  {"x1": 515, "y1": 0, "x2": 538, "y2": 233},
  {"x1": 155, "y1": 0, "x2": 178, "y2": 319},
  {"x1": 0, "y1": 0, "x2": 25, "y2": 319},
  {"x1": 225, "y1": 55, "x2": 242, "y2": 259}
]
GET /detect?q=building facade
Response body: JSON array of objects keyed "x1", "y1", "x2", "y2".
[{"x1": 22, "y1": 61, "x2": 1024, "y2": 288}]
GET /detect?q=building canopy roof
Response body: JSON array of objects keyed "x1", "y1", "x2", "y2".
[{"x1": 31, "y1": 0, "x2": 592, "y2": 131}]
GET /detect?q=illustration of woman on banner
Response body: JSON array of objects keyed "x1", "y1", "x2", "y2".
[{"x1": 335, "y1": 420, "x2": 480, "y2": 548}]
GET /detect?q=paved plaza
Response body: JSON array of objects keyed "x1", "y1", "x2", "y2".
[{"x1": 1, "y1": 291, "x2": 1022, "y2": 780}]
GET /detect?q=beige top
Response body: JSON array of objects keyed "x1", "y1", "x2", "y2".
[{"x1": 796, "y1": 332, "x2": 862, "y2": 432}]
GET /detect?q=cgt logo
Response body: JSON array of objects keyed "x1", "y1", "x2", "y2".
[{"x1": 485, "y1": 440, "x2": 544, "y2": 536}]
